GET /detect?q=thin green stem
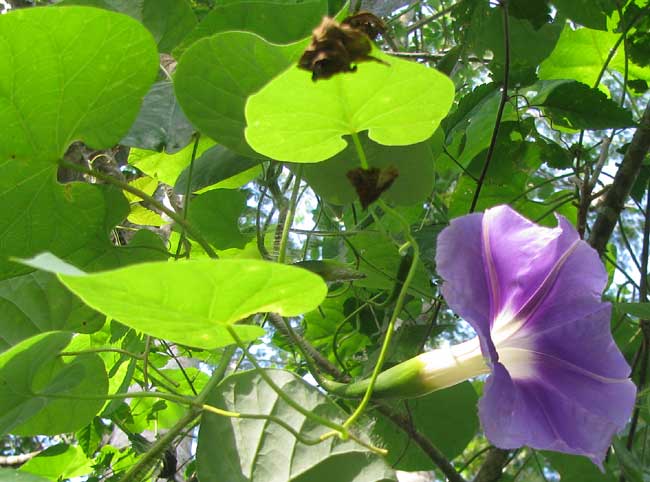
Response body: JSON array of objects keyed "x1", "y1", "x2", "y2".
[
  {"x1": 142, "y1": 336, "x2": 151, "y2": 388},
  {"x1": 60, "y1": 347, "x2": 180, "y2": 389},
  {"x1": 195, "y1": 345, "x2": 237, "y2": 404},
  {"x1": 58, "y1": 158, "x2": 218, "y2": 259},
  {"x1": 341, "y1": 137, "x2": 421, "y2": 429},
  {"x1": 351, "y1": 132, "x2": 369, "y2": 169},
  {"x1": 278, "y1": 166, "x2": 303, "y2": 264},
  {"x1": 174, "y1": 133, "x2": 201, "y2": 259}
]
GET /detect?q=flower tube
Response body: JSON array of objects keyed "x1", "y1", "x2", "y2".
[{"x1": 325, "y1": 205, "x2": 635, "y2": 467}]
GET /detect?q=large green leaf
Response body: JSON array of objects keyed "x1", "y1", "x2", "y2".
[
  {"x1": 301, "y1": 133, "x2": 434, "y2": 206},
  {"x1": 0, "y1": 163, "x2": 166, "y2": 280},
  {"x1": 174, "y1": 144, "x2": 262, "y2": 193},
  {"x1": 544, "y1": 451, "x2": 616, "y2": 481},
  {"x1": 551, "y1": 0, "x2": 615, "y2": 30},
  {"x1": 616, "y1": 303, "x2": 650, "y2": 319},
  {"x1": 0, "y1": 272, "x2": 103, "y2": 353},
  {"x1": 372, "y1": 382, "x2": 479, "y2": 471},
  {"x1": 19, "y1": 445, "x2": 93, "y2": 480},
  {"x1": 347, "y1": 232, "x2": 433, "y2": 298},
  {"x1": 24, "y1": 255, "x2": 328, "y2": 349},
  {"x1": 245, "y1": 50, "x2": 455, "y2": 162},
  {"x1": 174, "y1": 0, "x2": 327, "y2": 57},
  {"x1": 121, "y1": 81, "x2": 195, "y2": 153},
  {"x1": 0, "y1": 6, "x2": 158, "y2": 163},
  {"x1": 0, "y1": 332, "x2": 107, "y2": 437},
  {"x1": 444, "y1": 85, "x2": 517, "y2": 168},
  {"x1": 0, "y1": 469, "x2": 49, "y2": 482},
  {"x1": 58, "y1": 0, "x2": 197, "y2": 53},
  {"x1": 187, "y1": 189, "x2": 251, "y2": 249},
  {"x1": 476, "y1": 7, "x2": 562, "y2": 83},
  {"x1": 175, "y1": 31, "x2": 305, "y2": 157},
  {"x1": 539, "y1": 25, "x2": 650, "y2": 88},
  {"x1": 304, "y1": 296, "x2": 371, "y2": 367},
  {"x1": 197, "y1": 369, "x2": 396, "y2": 482},
  {"x1": 531, "y1": 80, "x2": 635, "y2": 129}
]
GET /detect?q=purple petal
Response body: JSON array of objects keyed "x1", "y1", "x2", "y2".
[
  {"x1": 437, "y1": 205, "x2": 636, "y2": 465},
  {"x1": 480, "y1": 362, "x2": 635, "y2": 468},
  {"x1": 481, "y1": 206, "x2": 581, "y2": 324},
  {"x1": 435, "y1": 212, "x2": 491, "y2": 340}
]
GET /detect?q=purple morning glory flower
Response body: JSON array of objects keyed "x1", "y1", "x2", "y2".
[{"x1": 435, "y1": 205, "x2": 636, "y2": 467}]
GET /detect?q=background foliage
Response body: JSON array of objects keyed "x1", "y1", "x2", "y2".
[{"x1": 1, "y1": 0, "x2": 650, "y2": 481}]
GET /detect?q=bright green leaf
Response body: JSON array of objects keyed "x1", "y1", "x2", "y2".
[
  {"x1": 0, "y1": 332, "x2": 107, "y2": 437},
  {"x1": 539, "y1": 25, "x2": 650, "y2": 89},
  {"x1": 19, "y1": 444, "x2": 93, "y2": 480},
  {"x1": 245, "y1": 50, "x2": 455, "y2": 162},
  {"x1": 128, "y1": 137, "x2": 216, "y2": 186},
  {"x1": 25, "y1": 256, "x2": 327, "y2": 349},
  {"x1": 0, "y1": 468, "x2": 49, "y2": 482},
  {"x1": 197, "y1": 369, "x2": 396, "y2": 482},
  {"x1": 0, "y1": 6, "x2": 158, "y2": 163},
  {"x1": 175, "y1": 32, "x2": 305, "y2": 157}
]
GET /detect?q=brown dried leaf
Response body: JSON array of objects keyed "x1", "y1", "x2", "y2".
[{"x1": 346, "y1": 166, "x2": 399, "y2": 209}]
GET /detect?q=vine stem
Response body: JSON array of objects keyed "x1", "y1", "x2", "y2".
[
  {"x1": 351, "y1": 132, "x2": 369, "y2": 169},
  {"x1": 58, "y1": 158, "x2": 218, "y2": 259},
  {"x1": 277, "y1": 165, "x2": 303, "y2": 264},
  {"x1": 469, "y1": 0, "x2": 510, "y2": 213},
  {"x1": 174, "y1": 133, "x2": 201, "y2": 259},
  {"x1": 342, "y1": 132, "x2": 421, "y2": 429}
]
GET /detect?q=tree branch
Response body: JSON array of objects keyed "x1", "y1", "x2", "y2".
[
  {"x1": 376, "y1": 406, "x2": 467, "y2": 482},
  {"x1": 472, "y1": 447, "x2": 510, "y2": 482},
  {"x1": 589, "y1": 101, "x2": 650, "y2": 254}
]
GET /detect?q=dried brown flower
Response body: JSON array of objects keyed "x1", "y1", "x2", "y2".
[
  {"x1": 346, "y1": 166, "x2": 399, "y2": 209},
  {"x1": 341, "y1": 11, "x2": 386, "y2": 41},
  {"x1": 298, "y1": 16, "x2": 387, "y2": 81}
]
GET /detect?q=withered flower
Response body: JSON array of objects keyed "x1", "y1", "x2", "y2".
[
  {"x1": 341, "y1": 11, "x2": 386, "y2": 41},
  {"x1": 346, "y1": 166, "x2": 399, "y2": 209},
  {"x1": 299, "y1": 16, "x2": 387, "y2": 81}
]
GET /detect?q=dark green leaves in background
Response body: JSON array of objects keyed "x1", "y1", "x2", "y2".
[{"x1": 175, "y1": 32, "x2": 305, "y2": 157}]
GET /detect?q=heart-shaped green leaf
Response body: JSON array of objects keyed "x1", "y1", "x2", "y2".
[
  {"x1": 0, "y1": 6, "x2": 158, "y2": 163},
  {"x1": 174, "y1": 0, "x2": 327, "y2": 57},
  {"x1": 57, "y1": 0, "x2": 197, "y2": 53},
  {"x1": 23, "y1": 255, "x2": 328, "y2": 349},
  {"x1": 245, "y1": 50, "x2": 455, "y2": 162},
  {"x1": 301, "y1": 133, "x2": 434, "y2": 205},
  {"x1": 175, "y1": 32, "x2": 306, "y2": 157},
  {"x1": 198, "y1": 369, "x2": 396, "y2": 482},
  {"x1": 0, "y1": 332, "x2": 107, "y2": 437}
]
